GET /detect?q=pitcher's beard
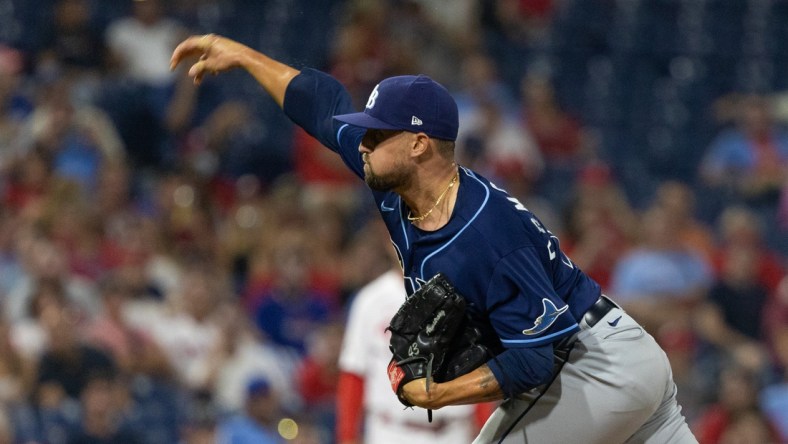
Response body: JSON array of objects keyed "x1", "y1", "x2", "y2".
[{"x1": 364, "y1": 164, "x2": 410, "y2": 191}]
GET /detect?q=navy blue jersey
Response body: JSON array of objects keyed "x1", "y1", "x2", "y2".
[{"x1": 284, "y1": 69, "x2": 601, "y2": 353}]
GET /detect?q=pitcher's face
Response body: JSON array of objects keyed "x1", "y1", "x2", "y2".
[{"x1": 359, "y1": 129, "x2": 414, "y2": 191}]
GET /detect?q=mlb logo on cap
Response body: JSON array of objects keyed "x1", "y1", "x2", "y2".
[{"x1": 334, "y1": 75, "x2": 459, "y2": 141}]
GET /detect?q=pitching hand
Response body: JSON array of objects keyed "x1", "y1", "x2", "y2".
[{"x1": 170, "y1": 34, "x2": 249, "y2": 85}]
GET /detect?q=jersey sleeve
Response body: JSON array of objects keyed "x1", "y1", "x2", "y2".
[
  {"x1": 283, "y1": 68, "x2": 366, "y2": 179},
  {"x1": 486, "y1": 247, "x2": 579, "y2": 348}
]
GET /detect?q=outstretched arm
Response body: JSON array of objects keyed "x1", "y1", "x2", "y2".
[
  {"x1": 170, "y1": 34, "x2": 300, "y2": 108},
  {"x1": 170, "y1": 33, "x2": 363, "y2": 171}
]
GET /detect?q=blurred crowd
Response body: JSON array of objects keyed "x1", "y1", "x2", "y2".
[{"x1": 0, "y1": 0, "x2": 786, "y2": 443}]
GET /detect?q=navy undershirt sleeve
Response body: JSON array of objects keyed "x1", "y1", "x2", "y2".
[
  {"x1": 486, "y1": 344, "x2": 554, "y2": 398},
  {"x1": 283, "y1": 68, "x2": 356, "y2": 153}
]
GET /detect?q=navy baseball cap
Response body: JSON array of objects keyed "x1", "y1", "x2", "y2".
[{"x1": 334, "y1": 75, "x2": 459, "y2": 141}]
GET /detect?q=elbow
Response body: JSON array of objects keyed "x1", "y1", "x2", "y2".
[
  {"x1": 400, "y1": 379, "x2": 445, "y2": 410},
  {"x1": 487, "y1": 345, "x2": 554, "y2": 398},
  {"x1": 421, "y1": 387, "x2": 445, "y2": 410},
  {"x1": 426, "y1": 377, "x2": 455, "y2": 409}
]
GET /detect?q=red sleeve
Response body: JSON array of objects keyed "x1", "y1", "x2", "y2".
[
  {"x1": 474, "y1": 401, "x2": 498, "y2": 431},
  {"x1": 336, "y1": 371, "x2": 365, "y2": 443},
  {"x1": 694, "y1": 406, "x2": 729, "y2": 444}
]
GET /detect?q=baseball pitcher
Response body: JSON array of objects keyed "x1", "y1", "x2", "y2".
[{"x1": 171, "y1": 34, "x2": 698, "y2": 444}]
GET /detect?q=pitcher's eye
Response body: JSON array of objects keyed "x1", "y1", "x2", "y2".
[{"x1": 363, "y1": 129, "x2": 403, "y2": 148}]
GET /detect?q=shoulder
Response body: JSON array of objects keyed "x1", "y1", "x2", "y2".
[{"x1": 460, "y1": 169, "x2": 544, "y2": 247}]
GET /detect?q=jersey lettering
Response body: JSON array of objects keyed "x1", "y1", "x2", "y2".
[
  {"x1": 549, "y1": 235, "x2": 574, "y2": 269},
  {"x1": 507, "y1": 197, "x2": 528, "y2": 211},
  {"x1": 490, "y1": 181, "x2": 529, "y2": 211},
  {"x1": 531, "y1": 217, "x2": 547, "y2": 233}
]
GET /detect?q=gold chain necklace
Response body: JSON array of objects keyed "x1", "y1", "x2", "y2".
[{"x1": 407, "y1": 170, "x2": 459, "y2": 223}]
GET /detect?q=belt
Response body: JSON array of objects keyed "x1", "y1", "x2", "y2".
[
  {"x1": 581, "y1": 294, "x2": 619, "y2": 329},
  {"x1": 555, "y1": 295, "x2": 619, "y2": 353}
]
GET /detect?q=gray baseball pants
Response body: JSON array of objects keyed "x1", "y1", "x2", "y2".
[{"x1": 474, "y1": 307, "x2": 698, "y2": 444}]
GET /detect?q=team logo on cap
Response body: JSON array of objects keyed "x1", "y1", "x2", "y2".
[{"x1": 366, "y1": 85, "x2": 380, "y2": 109}]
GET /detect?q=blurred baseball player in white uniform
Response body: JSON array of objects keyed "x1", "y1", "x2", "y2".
[{"x1": 337, "y1": 266, "x2": 492, "y2": 444}]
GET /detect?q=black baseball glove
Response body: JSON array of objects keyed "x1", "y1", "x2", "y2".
[{"x1": 386, "y1": 273, "x2": 491, "y2": 411}]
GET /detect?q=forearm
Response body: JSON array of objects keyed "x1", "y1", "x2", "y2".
[
  {"x1": 172, "y1": 35, "x2": 360, "y2": 159},
  {"x1": 402, "y1": 364, "x2": 504, "y2": 409},
  {"x1": 239, "y1": 48, "x2": 300, "y2": 108}
]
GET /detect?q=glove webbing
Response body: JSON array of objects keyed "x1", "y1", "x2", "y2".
[{"x1": 395, "y1": 353, "x2": 435, "y2": 422}]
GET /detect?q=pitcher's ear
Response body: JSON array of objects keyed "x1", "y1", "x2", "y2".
[{"x1": 410, "y1": 132, "x2": 430, "y2": 157}]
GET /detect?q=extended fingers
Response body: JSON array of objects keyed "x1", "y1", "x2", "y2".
[{"x1": 170, "y1": 36, "x2": 198, "y2": 69}]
